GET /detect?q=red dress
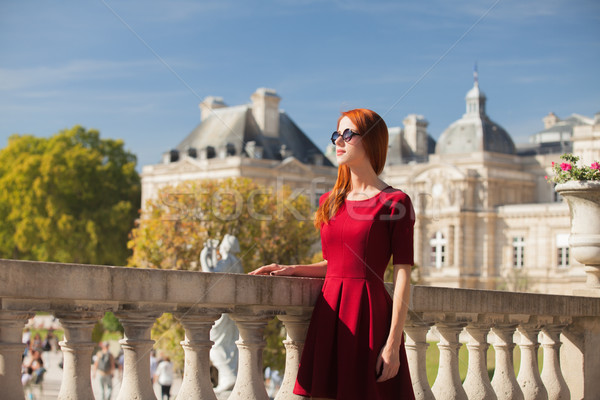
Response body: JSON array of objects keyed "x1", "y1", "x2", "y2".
[{"x1": 293, "y1": 186, "x2": 416, "y2": 400}]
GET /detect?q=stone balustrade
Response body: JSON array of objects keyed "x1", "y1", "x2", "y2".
[{"x1": 1, "y1": 259, "x2": 599, "y2": 399}]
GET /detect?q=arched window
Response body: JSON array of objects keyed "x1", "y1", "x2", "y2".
[{"x1": 430, "y1": 231, "x2": 446, "y2": 269}]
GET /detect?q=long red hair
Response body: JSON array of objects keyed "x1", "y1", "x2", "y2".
[{"x1": 314, "y1": 108, "x2": 389, "y2": 229}]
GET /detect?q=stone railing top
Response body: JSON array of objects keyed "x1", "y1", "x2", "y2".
[{"x1": 1, "y1": 259, "x2": 599, "y2": 319}]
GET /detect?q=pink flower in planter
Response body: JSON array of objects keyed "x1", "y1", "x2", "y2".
[
  {"x1": 592, "y1": 162, "x2": 600, "y2": 170},
  {"x1": 561, "y1": 163, "x2": 572, "y2": 171}
]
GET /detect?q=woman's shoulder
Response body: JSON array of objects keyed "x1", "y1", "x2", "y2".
[
  {"x1": 380, "y1": 186, "x2": 414, "y2": 219},
  {"x1": 381, "y1": 186, "x2": 411, "y2": 203}
]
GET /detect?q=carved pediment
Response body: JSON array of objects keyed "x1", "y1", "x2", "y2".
[{"x1": 275, "y1": 157, "x2": 312, "y2": 175}]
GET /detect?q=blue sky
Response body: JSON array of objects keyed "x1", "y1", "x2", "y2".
[{"x1": 1, "y1": 0, "x2": 599, "y2": 169}]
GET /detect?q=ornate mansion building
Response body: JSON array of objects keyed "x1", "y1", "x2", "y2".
[{"x1": 141, "y1": 83, "x2": 600, "y2": 295}]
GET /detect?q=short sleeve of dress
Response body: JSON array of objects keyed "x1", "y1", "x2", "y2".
[
  {"x1": 389, "y1": 192, "x2": 415, "y2": 266},
  {"x1": 318, "y1": 192, "x2": 330, "y2": 260}
]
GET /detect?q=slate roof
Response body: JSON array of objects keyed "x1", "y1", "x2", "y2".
[{"x1": 174, "y1": 104, "x2": 333, "y2": 166}]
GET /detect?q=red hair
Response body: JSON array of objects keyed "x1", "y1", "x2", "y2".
[{"x1": 314, "y1": 108, "x2": 389, "y2": 229}]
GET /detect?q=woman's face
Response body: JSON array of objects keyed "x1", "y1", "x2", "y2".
[{"x1": 335, "y1": 116, "x2": 368, "y2": 167}]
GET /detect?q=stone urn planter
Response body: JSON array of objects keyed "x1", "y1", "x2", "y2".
[{"x1": 555, "y1": 181, "x2": 600, "y2": 290}]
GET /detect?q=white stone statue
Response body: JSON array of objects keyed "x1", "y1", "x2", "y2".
[{"x1": 200, "y1": 234, "x2": 244, "y2": 393}]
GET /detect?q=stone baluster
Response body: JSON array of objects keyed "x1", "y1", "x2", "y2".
[
  {"x1": 491, "y1": 324, "x2": 524, "y2": 400},
  {"x1": 404, "y1": 319, "x2": 435, "y2": 400},
  {"x1": 55, "y1": 311, "x2": 103, "y2": 400},
  {"x1": 0, "y1": 311, "x2": 33, "y2": 400},
  {"x1": 176, "y1": 312, "x2": 222, "y2": 400},
  {"x1": 431, "y1": 322, "x2": 468, "y2": 400},
  {"x1": 275, "y1": 312, "x2": 312, "y2": 400},
  {"x1": 115, "y1": 311, "x2": 160, "y2": 400},
  {"x1": 517, "y1": 324, "x2": 548, "y2": 400},
  {"x1": 463, "y1": 322, "x2": 497, "y2": 400},
  {"x1": 540, "y1": 325, "x2": 570, "y2": 400},
  {"x1": 228, "y1": 312, "x2": 272, "y2": 400}
]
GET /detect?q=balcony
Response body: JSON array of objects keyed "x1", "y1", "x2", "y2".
[{"x1": 1, "y1": 259, "x2": 599, "y2": 399}]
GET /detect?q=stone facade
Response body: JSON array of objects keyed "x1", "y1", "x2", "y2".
[{"x1": 376, "y1": 82, "x2": 600, "y2": 295}]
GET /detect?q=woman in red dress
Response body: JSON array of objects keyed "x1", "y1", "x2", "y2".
[{"x1": 250, "y1": 108, "x2": 415, "y2": 400}]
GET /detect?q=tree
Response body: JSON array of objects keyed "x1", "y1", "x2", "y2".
[
  {"x1": 128, "y1": 177, "x2": 321, "y2": 374},
  {"x1": 128, "y1": 177, "x2": 319, "y2": 272},
  {"x1": 0, "y1": 126, "x2": 140, "y2": 265}
]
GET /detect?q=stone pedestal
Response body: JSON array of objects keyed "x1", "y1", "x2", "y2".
[
  {"x1": 56, "y1": 312, "x2": 102, "y2": 400},
  {"x1": 0, "y1": 311, "x2": 33, "y2": 400},
  {"x1": 115, "y1": 311, "x2": 160, "y2": 400},
  {"x1": 177, "y1": 312, "x2": 222, "y2": 400},
  {"x1": 404, "y1": 320, "x2": 435, "y2": 400},
  {"x1": 431, "y1": 322, "x2": 468, "y2": 400},
  {"x1": 228, "y1": 313, "x2": 271, "y2": 400},
  {"x1": 556, "y1": 181, "x2": 600, "y2": 295},
  {"x1": 275, "y1": 313, "x2": 312, "y2": 400}
]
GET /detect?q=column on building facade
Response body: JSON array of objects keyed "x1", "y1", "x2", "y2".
[
  {"x1": 455, "y1": 221, "x2": 463, "y2": 275},
  {"x1": 0, "y1": 311, "x2": 33, "y2": 400},
  {"x1": 447, "y1": 224, "x2": 455, "y2": 268},
  {"x1": 56, "y1": 311, "x2": 103, "y2": 400},
  {"x1": 414, "y1": 215, "x2": 424, "y2": 268},
  {"x1": 275, "y1": 312, "x2": 313, "y2": 400},
  {"x1": 431, "y1": 321, "x2": 468, "y2": 400},
  {"x1": 517, "y1": 323, "x2": 548, "y2": 400},
  {"x1": 176, "y1": 311, "x2": 223, "y2": 400},
  {"x1": 228, "y1": 312, "x2": 272, "y2": 400},
  {"x1": 115, "y1": 311, "x2": 161, "y2": 400},
  {"x1": 540, "y1": 324, "x2": 570, "y2": 400},
  {"x1": 491, "y1": 324, "x2": 524, "y2": 400},
  {"x1": 482, "y1": 213, "x2": 496, "y2": 289},
  {"x1": 463, "y1": 322, "x2": 497, "y2": 400},
  {"x1": 463, "y1": 212, "x2": 477, "y2": 279},
  {"x1": 404, "y1": 318, "x2": 435, "y2": 400}
]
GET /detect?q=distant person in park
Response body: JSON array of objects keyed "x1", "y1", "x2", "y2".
[
  {"x1": 250, "y1": 109, "x2": 415, "y2": 399},
  {"x1": 22, "y1": 327, "x2": 31, "y2": 344},
  {"x1": 150, "y1": 349, "x2": 159, "y2": 383},
  {"x1": 92, "y1": 341, "x2": 115, "y2": 400},
  {"x1": 154, "y1": 354, "x2": 174, "y2": 400},
  {"x1": 43, "y1": 329, "x2": 57, "y2": 352},
  {"x1": 31, "y1": 332, "x2": 43, "y2": 353},
  {"x1": 22, "y1": 348, "x2": 46, "y2": 388}
]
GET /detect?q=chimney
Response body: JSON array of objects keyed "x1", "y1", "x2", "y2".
[
  {"x1": 403, "y1": 114, "x2": 429, "y2": 157},
  {"x1": 543, "y1": 112, "x2": 560, "y2": 129},
  {"x1": 199, "y1": 96, "x2": 227, "y2": 121},
  {"x1": 251, "y1": 88, "x2": 281, "y2": 137}
]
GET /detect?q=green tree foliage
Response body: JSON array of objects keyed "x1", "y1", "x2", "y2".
[
  {"x1": 129, "y1": 177, "x2": 320, "y2": 374},
  {"x1": 0, "y1": 126, "x2": 140, "y2": 265},
  {"x1": 128, "y1": 177, "x2": 318, "y2": 271}
]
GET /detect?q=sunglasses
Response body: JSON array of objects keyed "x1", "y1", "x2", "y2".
[{"x1": 331, "y1": 128, "x2": 362, "y2": 144}]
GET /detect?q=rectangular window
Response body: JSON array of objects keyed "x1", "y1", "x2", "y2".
[
  {"x1": 512, "y1": 236, "x2": 525, "y2": 268},
  {"x1": 556, "y1": 233, "x2": 570, "y2": 268}
]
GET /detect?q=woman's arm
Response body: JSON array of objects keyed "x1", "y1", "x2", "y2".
[
  {"x1": 376, "y1": 263, "x2": 411, "y2": 382},
  {"x1": 248, "y1": 260, "x2": 327, "y2": 278}
]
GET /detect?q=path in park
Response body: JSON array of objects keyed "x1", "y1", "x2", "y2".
[{"x1": 28, "y1": 348, "x2": 182, "y2": 399}]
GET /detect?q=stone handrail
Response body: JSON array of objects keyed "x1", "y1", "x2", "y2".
[{"x1": 1, "y1": 259, "x2": 599, "y2": 399}]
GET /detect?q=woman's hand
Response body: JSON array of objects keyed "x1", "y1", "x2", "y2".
[
  {"x1": 248, "y1": 263, "x2": 295, "y2": 276},
  {"x1": 375, "y1": 341, "x2": 400, "y2": 382}
]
